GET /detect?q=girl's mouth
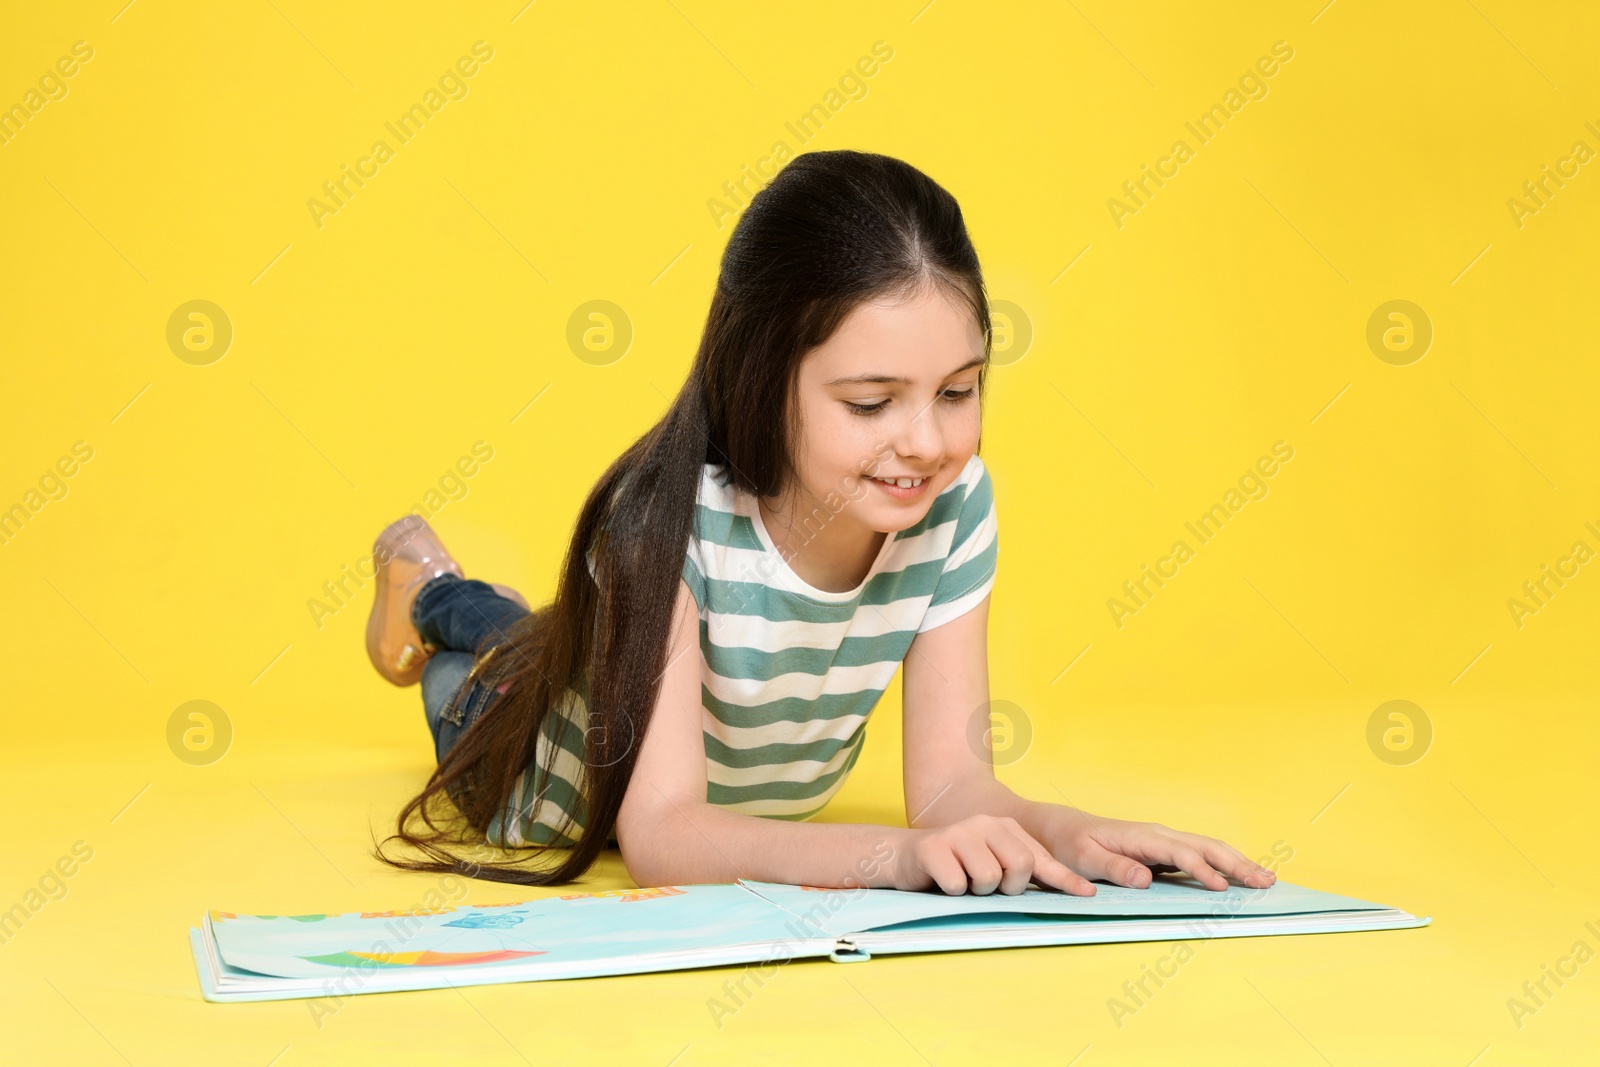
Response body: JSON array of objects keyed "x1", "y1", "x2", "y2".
[{"x1": 867, "y1": 474, "x2": 930, "y2": 501}]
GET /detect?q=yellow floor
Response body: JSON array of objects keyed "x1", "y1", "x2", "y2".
[
  {"x1": 4, "y1": 1, "x2": 1598, "y2": 1061},
  {"x1": 5, "y1": 691, "x2": 1596, "y2": 1065}
]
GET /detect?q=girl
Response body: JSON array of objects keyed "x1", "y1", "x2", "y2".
[{"x1": 369, "y1": 149, "x2": 1278, "y2": 898}]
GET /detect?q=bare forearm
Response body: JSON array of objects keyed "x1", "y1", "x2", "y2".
[{"x1": 620, "y1": 799, "x2": 906, "y2": 890}]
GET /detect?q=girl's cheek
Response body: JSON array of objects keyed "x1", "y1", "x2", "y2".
[
  {"x1": 832, "y1": 418, "x2": 881, "y2": 464},
  {"x1": 931, "y1": 409, "x2": 974, "y2": 455}
]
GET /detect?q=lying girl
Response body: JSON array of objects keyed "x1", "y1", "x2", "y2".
[{"x1": 368, "y1": 149, "x2": 1278, "y2": 898}]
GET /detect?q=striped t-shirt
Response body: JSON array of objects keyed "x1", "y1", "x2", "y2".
[{"x1": 486, "y1": 453, "x2": 999, "y2": 849}]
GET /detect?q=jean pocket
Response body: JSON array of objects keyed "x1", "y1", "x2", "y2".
[{"x1": 456, "y1": 672, "x2": 514, "y2": 731}]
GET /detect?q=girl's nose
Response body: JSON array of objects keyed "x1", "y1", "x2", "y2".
[{"x1": 896, "y1": 394, "x2": 944, "y2": 461}]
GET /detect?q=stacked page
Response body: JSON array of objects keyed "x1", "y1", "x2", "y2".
[{"x1": 191, "y1": 878, "x2": 1429, "y2": 1002}]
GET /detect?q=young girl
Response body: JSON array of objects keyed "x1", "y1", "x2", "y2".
[{"x1": 368, "y1": 149, "x2": 1278, "y2": 898}]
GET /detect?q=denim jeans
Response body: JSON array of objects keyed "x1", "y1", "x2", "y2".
[{"x1": 412, "y1": 573, "x2": 531, "y2": 766}]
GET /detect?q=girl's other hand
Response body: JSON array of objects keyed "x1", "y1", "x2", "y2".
[
  {"x1": 893, "y1": 815, "x2": 1096, "y2": 896},
  {"x1": 1044, "y1": 812, "x2": 1278, "y2": 892}
]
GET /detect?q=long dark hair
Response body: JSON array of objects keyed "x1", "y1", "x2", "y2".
[{"x1": 376, "y1": 149, "x2": 993, "y2": 885}]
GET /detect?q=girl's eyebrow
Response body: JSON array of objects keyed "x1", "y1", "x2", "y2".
[{"x1": 825, "y1": 355, "x2": 985, "y2": 387}]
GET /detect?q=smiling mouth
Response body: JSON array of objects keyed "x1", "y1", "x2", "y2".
[{"x1": 869, "y1": 475, "x2": 928, "y2": 488}]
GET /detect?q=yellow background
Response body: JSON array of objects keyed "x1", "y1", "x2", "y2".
[{"x1": 2, "y1": 0, "x2": 1596, "y2": 1062}]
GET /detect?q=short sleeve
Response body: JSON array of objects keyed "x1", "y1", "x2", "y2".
[
  {"x1": 681, "y1": 553, "x2": 707, "y2": 613},
  {"x1": 681, "y1": 469, "x2": 711, "y2": 612},
  {"x1": 917, "y1": 457, "x2": 998, "y2": 633}
]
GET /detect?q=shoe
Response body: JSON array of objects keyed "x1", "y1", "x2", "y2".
[{"x1": 366, "y1": 515, "x2": 464, "y2": 687}]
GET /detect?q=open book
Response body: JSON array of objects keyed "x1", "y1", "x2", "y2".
[{"x1": 190, "y1": 877, "x2": 1429, "y2": 1003}]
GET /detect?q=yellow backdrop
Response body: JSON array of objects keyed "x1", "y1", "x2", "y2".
[{"x1": 2, "y1": 1, "x2": 1595, "y2": 1063}]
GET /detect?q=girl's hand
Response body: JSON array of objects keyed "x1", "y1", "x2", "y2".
[
  {"x1": 1043, "y1": 811, "x2": 1278, "y2": 892},
  {"x1": 892, "y1": 815, "x2": 1097, "y2": 896}
]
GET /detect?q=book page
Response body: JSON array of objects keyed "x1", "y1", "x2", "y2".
[
  {"x1": 736, "y1": 878, "x2": 1396, "y2": 938},
  {"x1": 210, "y1": 883, "x2": 807, "y2": 980}
]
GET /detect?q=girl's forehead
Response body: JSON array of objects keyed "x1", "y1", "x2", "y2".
[{"x1": 806, "y1": 293, "x2": 985, "y2": 373}]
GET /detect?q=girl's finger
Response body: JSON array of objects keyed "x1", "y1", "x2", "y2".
[
  {"x1": 1017, "y1": 833, "x2": 1096, "y2": 896},
  {"x1": 1165, "y1": 844, "x2": 1227, "y2": 890},
  {"x1": 948, "y1": 833, "x2": 1006, "y2": 895},
  {"x1": 983, "y1": 826, "x2": 1038, "y2": 896},
  {"x1": 1071, "y1": 838, "x2": 1153, "y2": 889},
  {"x1": 921, "y1": 844, "x2": 966, "y2": 895},
  {"x1": 1201, "y1": 839, "x2": 1276, "y2": 888},
  {"x1": 983, "y1": 818, "x2": 1095, "y2": 896},
  {"x1": 1154, "y1": 833, "x2": 1269, "y2": 888}
]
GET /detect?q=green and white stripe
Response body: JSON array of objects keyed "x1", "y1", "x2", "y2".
[{"x1": 487, "y1": 453, "x2": 998, "y2": 848}]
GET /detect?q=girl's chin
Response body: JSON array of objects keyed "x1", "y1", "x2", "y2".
[{"x1": 859, "y1": 499, "x2": 938, "y2": 539}]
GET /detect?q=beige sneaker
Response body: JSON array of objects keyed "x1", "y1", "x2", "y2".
[{"x1": 365, "y1": 515, "x2": 463, "y2": 686}]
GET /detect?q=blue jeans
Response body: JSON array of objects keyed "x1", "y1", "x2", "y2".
[{"x1": 413, "y1": 573, "x2": 530, "y2": 766}]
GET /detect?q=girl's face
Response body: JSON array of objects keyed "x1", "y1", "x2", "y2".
[{"x1": 781, "y1": 284, "x2": 986, "y2": 535}]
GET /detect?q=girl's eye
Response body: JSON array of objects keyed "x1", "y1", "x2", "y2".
[{"x1": 844, "y1": 388, "x2": 976, "y2": 417}]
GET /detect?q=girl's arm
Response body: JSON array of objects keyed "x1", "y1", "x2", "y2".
[
  {"x1": 614, "y1": 580, "x2": 1086, "y2": 894},
  {"x1": 901, "y1": 592, "x2": 1278, "y2": 892}
]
